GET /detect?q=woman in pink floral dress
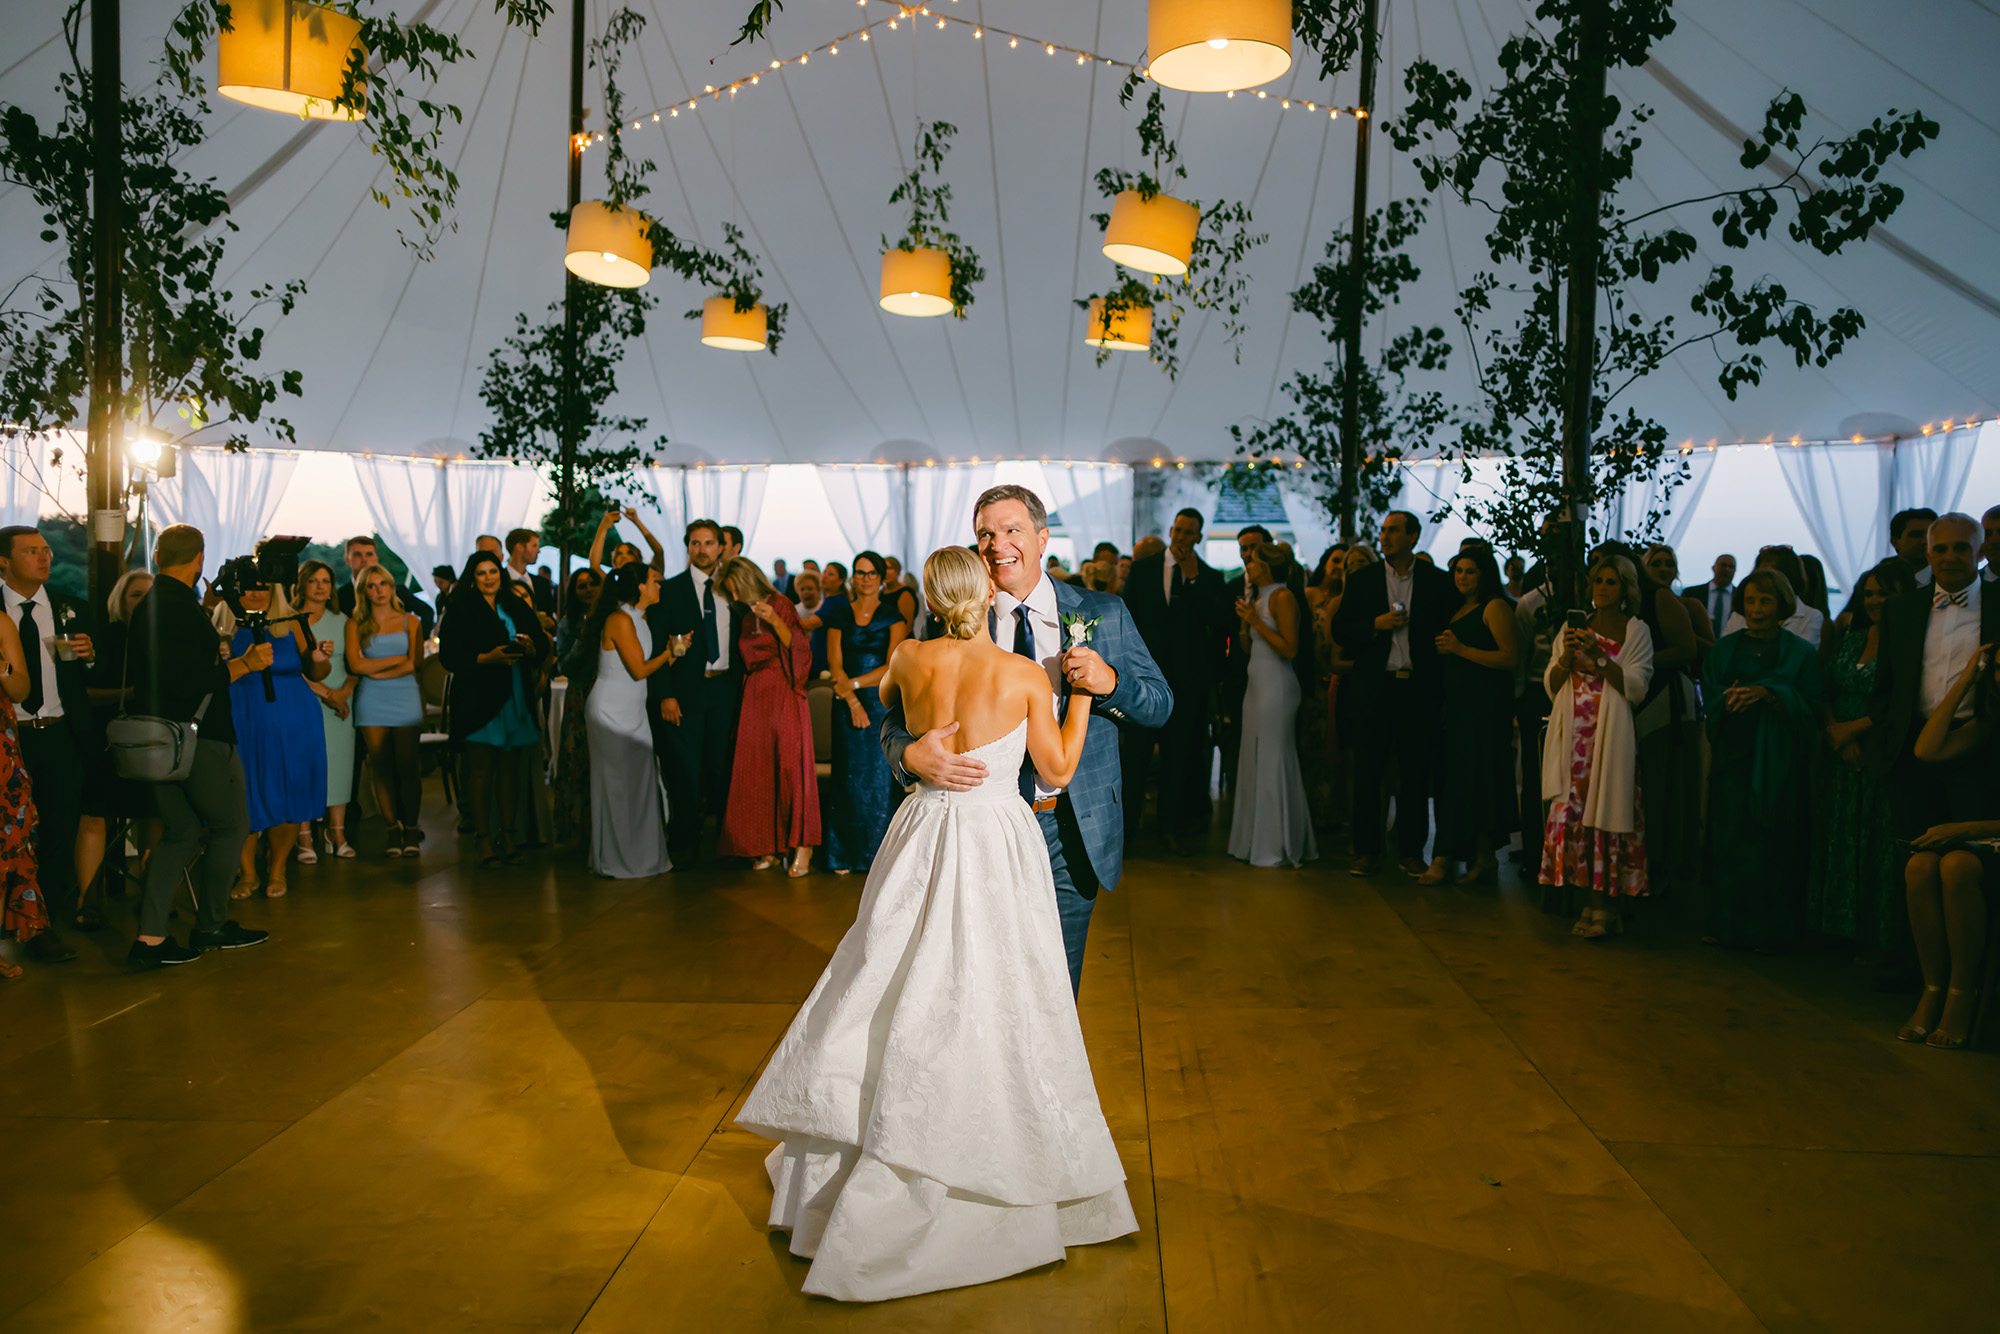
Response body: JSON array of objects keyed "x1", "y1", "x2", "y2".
[
  {"x1": 0, "y1": 611, "x2": 44, "y2": 979},
  {"x1": 1540, "y1": 554, "x2": 1656, "y2": 938}
]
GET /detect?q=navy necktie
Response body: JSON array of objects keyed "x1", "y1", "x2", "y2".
[
  {"x1": 702, "y1": 579, "x2": 720, "y2": 663},
  {"x1": 1014, "y1": 606, "x2": 1038, "y2": 803},
  {"x1": 19, "y1": 597, "x2": 41, "y2": 716}
]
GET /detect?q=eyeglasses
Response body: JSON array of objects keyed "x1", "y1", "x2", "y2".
[{"x1": 852, "y1": 568, "x2": 882, "y2": 579}]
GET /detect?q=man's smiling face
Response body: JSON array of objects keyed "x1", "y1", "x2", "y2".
[{"x1": 976, "y1": 499, "x2": 1048, "y2": 600}]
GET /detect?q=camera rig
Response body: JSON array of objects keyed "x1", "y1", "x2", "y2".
[{"x1": 214, "y1": 536, "x2": 313, "y2": 703}]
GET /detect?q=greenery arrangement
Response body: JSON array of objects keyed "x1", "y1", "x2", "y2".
[
  {"x1": 883, "y1": 121, "x2": 986, "y2": 320},
  {"x1": 1223, "y1": 197, "x2": 1451, "y2": 532},
  {"x1": 476, "y1": 7, "x2": 786, "y2": 536},
  {"x1": 162, "y1": 0, "x2": 556, "y2": 258},
  {"x1": 1388, "y1": 0, "x2": 1936, "y2": 555},
  {"x1": 1080, "y1": 85, "x2": 1266, "y2": 379}
]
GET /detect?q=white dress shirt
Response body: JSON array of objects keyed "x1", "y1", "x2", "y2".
[
  {"x1": 2, "y1": 584, "x2": 63, "y2": 721},
  {"x1": 690, "y1": 563, "x2": 734, "y2": 671},
  {"x1": 1383, "y1": 559, "x2": 1415, "y2": 672},
  {"x1": 993, "y1": 573, "x2": 1063, "y2": 800},
  {"x1": 1920, "y1": 576, "x2": 1981, "y2": 722}
]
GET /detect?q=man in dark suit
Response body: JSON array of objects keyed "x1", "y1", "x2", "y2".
[
  {"x1": 0, "y1": 525, "x2": 97, "y2": 960},
  {"x1": 1120, "y1": 507, "x2": 1229, "y2": 853},
  {"x1": 1328, "y1": 509, "x2": 1455, "y2": 876},
  {"x1": 1867, "y1": 512, "x2": 2000, "y2": 837},
  {"x1": 647, "y1": 519, "x2": 741, "y2": 867},
  {"x1": 505, "y1": 528, "x2": 558, "y2": 617}
]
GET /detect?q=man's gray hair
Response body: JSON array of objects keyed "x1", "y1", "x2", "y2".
[
  {"x1": 973, "y1": 484, "x2": 1049, "y2": 532},
  {"x1": 1930, "y1": 511, "x2": 1980, "y2": 540}
]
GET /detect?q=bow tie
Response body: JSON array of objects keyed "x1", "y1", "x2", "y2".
[{"x1": 1935, "y1": 589, "x2": 1969, "y2": 610}]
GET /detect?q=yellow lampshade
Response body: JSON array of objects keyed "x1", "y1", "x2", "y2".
[
  {"x1": 565, "y1": 201, "x2": 653, "y2": 288},
  {"x1": 216, "y1": 0, "x2": 366, "y2": 120},
  {"x1": 879, "y1": 247, "x2": 955, "y2": 317},
  {"x1": 1147, "y1": 0, "x2": 1292, "y2": 93},
  {"x1": 1102, "y1": 190, "x2": 1201, "y2": 276},
  {"x1": 1085, "y1": 297, "x2": 1154, "y2": 351},
  {"x1": 700, "y1": 296, "x2": 768, "y2": 350}
]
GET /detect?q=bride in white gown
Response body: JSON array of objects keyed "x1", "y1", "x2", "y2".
[{"x1": 738, "y1": 546, "x2": 1137, "y2": 1302}]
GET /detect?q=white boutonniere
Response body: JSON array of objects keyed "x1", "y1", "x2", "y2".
[{"x1": 1060, "y1": 612, "x2": 1101, "y2": 649}]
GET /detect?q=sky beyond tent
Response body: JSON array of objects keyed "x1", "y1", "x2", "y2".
[{"x1": 1, "y1": 0, "x2": 1995, "y2": 466}]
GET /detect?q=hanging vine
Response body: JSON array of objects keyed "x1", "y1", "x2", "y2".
[
  {"x1": 1078, "y1": 85, "x2": 1265, "y2": 379},
  {"x1": 883, "y1": 120, "x2": 986, "y2": 319}
]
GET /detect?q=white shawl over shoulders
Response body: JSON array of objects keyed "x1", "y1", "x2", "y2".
[{"x1": 1540, "y1": 618, "x2": 1654, "y2": 834}]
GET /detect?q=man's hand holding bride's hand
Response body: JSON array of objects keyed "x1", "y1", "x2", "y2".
[
  {"x1": 1060, "y1": 646, "x2": 1116, "y2": 696},
  {"x1": 904, "y1": 721, "x2": 986, "y2": 792}
]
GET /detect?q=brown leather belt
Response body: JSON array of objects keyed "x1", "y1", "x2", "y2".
[
  {"x1": 1387, "y1": 669, "x2": 1413, "y2": 680},
  {"x1": 1030, "y1": 796, "x2": 1060, "y2": 813},
  {"x1": 16, "y1": 716, "x2": 63, "y2": 729},
  {"x1": 704, "y1": 669, "x2": 730, "y2": 678}
]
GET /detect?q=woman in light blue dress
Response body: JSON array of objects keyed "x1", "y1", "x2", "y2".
[
  {"x1": 346, "y1": 566, "x2": 426, "y2": 859},
  {"x1": 296, "y1": 561, "x2": 356, "y2": 860}
]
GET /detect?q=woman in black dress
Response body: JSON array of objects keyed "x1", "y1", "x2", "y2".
[{"x1": 1424, "y1": 547, "x2": 1519, "y2": 885}]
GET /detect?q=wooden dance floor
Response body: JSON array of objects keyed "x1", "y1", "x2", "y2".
[{"x1": 4, "y1": 793, "x2": 1996, "y2": 1331}]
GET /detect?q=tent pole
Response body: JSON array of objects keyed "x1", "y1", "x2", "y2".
[
  {"x1": 87, "y1": 0, "x2": 125, "y2": 602},
  {"x1": 559, "y1": 0, "x2": 585, "y2": 597},
  {"x1": 1336, "y1": 0, "x2": 1382, "y2": 546},
  {"x1": 1559, "y1": 0, "x2": 1609, "y2": 609}
]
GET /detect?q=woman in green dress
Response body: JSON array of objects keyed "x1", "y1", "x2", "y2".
[
  {"x1": 1808, "y1": 559, "x2": 1912, "y2": 947},
  {"x1": 1702, "y1": 568, "x2": 1823, "y2": 952},
  {"x1": 298, "y1": 561, "x2": 357, "y2": 859}
]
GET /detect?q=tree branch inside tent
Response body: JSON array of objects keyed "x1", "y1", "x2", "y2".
[
  {"x1": 883, "y1": 121, "x2": 985, "y2": 319},
  {"x1": 1385, "y1": 0, "x2": 1935, "y2": 557}
]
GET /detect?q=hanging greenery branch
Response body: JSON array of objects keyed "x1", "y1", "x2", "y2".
[
  {"x1": 1385, "y1": 0, "x2": 1936, "y2": 556},
  {"x1": 588, "y1": 7, "x2": 788, "y2": 349},
  {"x1": 1223, "y1": 198, "x2": 1451, "y2": 531},
  {"x1": 0, "y1": 2, "x2": 303, "y2": 456},
  {"x1": 882, "y1": 121, "x2": 985, "y2": 319},
  {"x1": 1079, "y1": 87, "x2": 1265, "y2": 379},
  {"x1": 1290, "y1": 0, "x2": 1376, "y2": 82},
  {"x1": 160, "y1": 0, "x2": 555, "y2": 258},
  {"x1": 731, "y1": 0, "x2": 785, "y2": 48}
]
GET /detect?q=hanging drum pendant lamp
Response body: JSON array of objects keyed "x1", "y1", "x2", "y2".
[
  {"x1": 879, "y1": 247, "x2": 955, "y2": 317},
  {"x1": 1146, "y1": 0, "x2": 1292, "y2": 93},
  {"x1": 1084, "y1": 297, "x2": 1154, "y2": 352},
  {"x1": 700, "y1": 296, "x2": 769, "y2": 350},
  {"x1": 1102, "y1": 190, "x2": 1201, "y2": 276},
  {"x1": 564, "y1": 201, "x2": 654, "y2": 288},
  {"x1": 216, "y1": 0, "x2": 367, "y2": 119}
]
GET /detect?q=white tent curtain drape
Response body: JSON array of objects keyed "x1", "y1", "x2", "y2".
[
  {"x1": 1393, "y1": 462, "x2": 1464, "y2": 555},
  {"x1": 906, "y1": 464, "x2": 998, "y2": 569},
  {"x1": 1775, "y1": 442, "x2": 1895, "y2": 594},
  {"x1": 148, "y1": 448, "x2": 299, "y2": 569},
  {"x1": 1893, "y1": 425, "x2": 1984, "y2": 518},
  {"x1": 1042, "y1": 462, "x2": 1133, "y2": 554},
  {"x1": 0, "y1": 435, "x2": 49, "y2": 528},
  {"x1": 353, "y1": 457, "x2": 538, "y2": 584},
  {"x1": 684, "y1": 466, "x2": 770, "y2": 554},
  {"x1": 1276, "y1": 477, "x2": 1337, "y2": 568},
  {"x1": 1593, "y1": 451, "x2": 1719, "y2": 548},
  {"x1": 818, "y1": 467, "x2": 906, "y2": 565}
]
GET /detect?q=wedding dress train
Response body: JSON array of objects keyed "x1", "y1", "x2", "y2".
[{"x1": 737, "y1": 721, "x2": 1136, "y2": 1301}]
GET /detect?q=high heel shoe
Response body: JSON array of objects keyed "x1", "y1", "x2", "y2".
[
  {"x1": 1576, "y1": 908, "x2": 1621, "y2": 939},
  {"x1": 1898, "y1": 984, "x2": 1945, "y2": 1043},
  {"x1": 324, "y1": 829, "x2": 356, "y2": 859},
  {"x1": 385, "y1": 825, "x2": 406, "y2": 858},
  {"x1": 1926, "y1": 988, "x2": 1977, "y2": 1050},
  {"x1": 1414, "y1": 860, "x2": 1454, "y2": 885},
  {"x1": 294, "y1": 830, "x2": 318, "y2": 865},
  {"x1": 1457, "y1": 858, "x2": 1498, "y2": 886}
]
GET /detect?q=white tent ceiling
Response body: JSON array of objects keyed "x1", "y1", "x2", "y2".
[{"x1": 3, "y1": 0, "x2": 1996, "y2": 465}]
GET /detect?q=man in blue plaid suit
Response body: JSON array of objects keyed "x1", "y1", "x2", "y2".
[{"x1": 881, "y1": 485, "x2": 1173, "y2": 996}]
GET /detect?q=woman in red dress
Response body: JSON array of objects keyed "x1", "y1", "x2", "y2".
[
  {"x1": 0, "y1": 612, "x2": 45, "y2": 980},
  {"x1": 716, "y1": 558, "x2": 822, "y2": 876}
]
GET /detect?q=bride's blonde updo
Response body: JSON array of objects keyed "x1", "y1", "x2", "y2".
[{"x1": 924, "y1": 546, "x2": 991, "y2": 640}]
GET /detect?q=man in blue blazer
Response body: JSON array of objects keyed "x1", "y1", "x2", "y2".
[{"x1": 881, "y1": 485, "x2": 1173, "y2": 996}]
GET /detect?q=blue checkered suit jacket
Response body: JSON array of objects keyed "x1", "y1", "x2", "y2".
[{"x1": 880, "y1": 577, "x2": 1172, "y2": 893}]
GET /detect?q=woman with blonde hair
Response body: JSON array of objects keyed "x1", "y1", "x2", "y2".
[
  {"x1": 738, "y1": 545, "x2": 1132, "y2": 1300},
  {"x1": 345, "y1": 564, "x2": 425, "y2": 858},
  {"x1": 1540, "y1": 554, "x2": 1655, "y2": 937},
  {"x1": 715, "y1": 556, "x2": 820, "y2": 875}
]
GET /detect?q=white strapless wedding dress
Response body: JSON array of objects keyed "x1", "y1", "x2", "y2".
[{"x1": 737, "y1": 720, "x2": 1137, "y2": 1302}]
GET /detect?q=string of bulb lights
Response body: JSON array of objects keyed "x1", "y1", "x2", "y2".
[{"x1": 572, "y1": 3, "x2": 1363, "y2": 156}]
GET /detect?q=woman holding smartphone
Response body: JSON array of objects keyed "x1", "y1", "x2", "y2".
[
  {"x1": 440, "y1": 551, "x2": 551, "y2": 867},
  {"x1": 347, "y1": 566, "x2": 426, "y2": 858}
]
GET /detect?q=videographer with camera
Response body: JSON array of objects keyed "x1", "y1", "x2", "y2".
[
  {"x1": 125, "y1": 525, "x2": 271, "y2": 965},
  {"x1": 439, "y1": 550, "x2": 550, "y2": 866},
  {"x1": 213, "y1": 542, "x2": 330, "y2": 900}
]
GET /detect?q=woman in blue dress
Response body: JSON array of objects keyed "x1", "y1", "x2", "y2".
[
  {"x1": 823, "y1": 550, "x2": 908, "y2": 874},
  {"x1": 345, "y1": 566, "x2": 426, "y2": 858},
  {"x1": 440, "y1": 552, "x2": 551, "y2": 867},
  {"x1": 218, "y1": 579, "x2": 329, "y2": 899}
]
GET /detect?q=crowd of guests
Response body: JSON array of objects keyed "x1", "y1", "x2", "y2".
[{"x1": 6, "y1": 497, "x2": 1998, "y2": 1055}]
